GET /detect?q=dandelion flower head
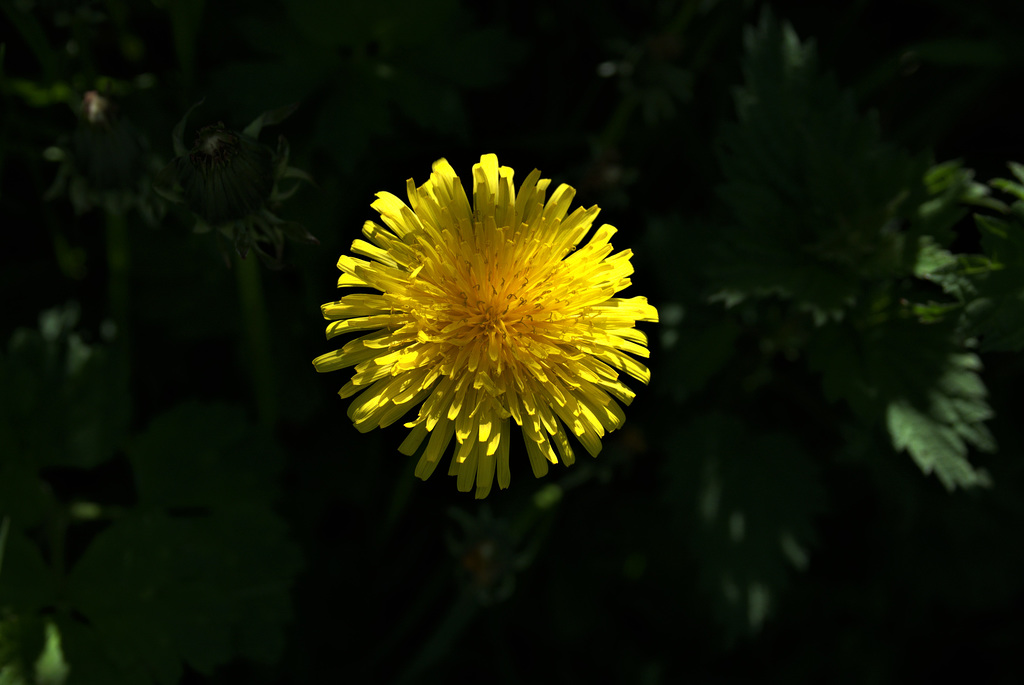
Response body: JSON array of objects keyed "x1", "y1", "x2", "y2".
[{"x1": 313, "y1": 154, "x2": 658, "y2": 498}]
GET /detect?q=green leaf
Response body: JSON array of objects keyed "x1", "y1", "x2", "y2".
[
  {"x1": 713, "y1": 11, "x2": 932, "y2": 322},
  {"x1": 887, "y1": 392, "x2": 992, "y2": 491},
  {"x1": 53, "y1": 617, "x2": 149, "y2": 685},
  {"x1": 56, "y1": 401, "x2": 301, "y2": 683},
  {"x1": 912, "y1": 235, "x2": 990, "y2": 306},
  {"x1": 962, "y1": 191, "x2": 1024, "y2": 351},
  {"x1": 809, "y1": 313, "x2": 994, "y2": 488},
  {"x1": 127, "y1": 402, "x2": 285, "y2": 509},
  {"x1": 0, "y1": 529, "x2": 58, "y2": 613},
  {"x1": 66, "y1": 509, "x2": 302, "y2": 684},
  {"x1": 913, "y1": 160, "x2": 1000, "y2": 241}
]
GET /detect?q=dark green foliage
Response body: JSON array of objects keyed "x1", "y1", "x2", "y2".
[
  {"x1": 67, "y1": 508, "x2": 299, "y2": 684},
  {"x1": 0, "y1": 304, "x2": 129, "y2": 471},
  {"x1": 714, "y1": 12, "x2": 931, "y2": 323},
  {"x1": 966, "y1": 196, "x2": 1024, "y2": 352},
  {"x1": 712, "y1": 12, "x2": 1003, "y2": 491},
  {"x1": 208, "y1": 0, "x2": 526, "y2": 172},
  {"x1": 3, "y1": 0, "x2": 1024, "y2": 683},
  {"x1": 0, "y1": 316, "x2": 299, "y2": 684},
  {"x1": 665, "y1": 414, "x2": 824, "y2": 639},
  {"x1": 128, "y1": 403, "x2": 285, "y2": 509}
]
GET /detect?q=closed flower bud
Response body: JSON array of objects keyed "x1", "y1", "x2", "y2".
[
  {"x1": 44, "y1": 90, "x2": 162, "y2": 219},
  {"x1": 158, "y1": 102, "x2": 317, "y2": 267},
  {"x1": 73, "y1": 91, "x2": 146, "y2": 192},
  {"x1": 177, "y1": 123, "x2": 274, "y2": 225}
]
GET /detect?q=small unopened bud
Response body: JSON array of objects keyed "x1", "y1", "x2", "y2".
[
  {"x1": 157, "y1": 102, "x2": 317, "y2": 267},
  {"x1": 177, "y1": 123, "x2": 274, "y2": 225},
  {"x1": 72, "y1": 91, "x2": 145, "y2": 192}
]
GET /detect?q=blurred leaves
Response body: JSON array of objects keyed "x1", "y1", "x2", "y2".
[
  {"x1": 665, "y1": 414, "x2": 824, "y2": 639},
  {"x1": 713, "y1": 11, "x2": 929, "y2": 322},
  {"x1": 0, "y1": 303, "x2": 129, "y2": 471},
  {"x1": 0, "y1": 614, "x2": 59, "y2": 685},
  {"x1": 214, "y1": 0, "x2": 526, "y2": 169},
  {"x1": 886, "y1": 353, "x2": 995, "y2": 490},
  {"x1": 710, "y1": 12, "x2": 999, "y2": 489},
  {"x1": 962, "y1": 169, "x2": 1024, "y2": 352},
  {"x1": 0, "y1": 528, "x2": 57, "y2": 614},
  {"x1": 0, "y1": 312, "x2": 300, "y2": 684},
  {"x1": 56, "y1": 402, "x2": 302, "y2": 684},
  {"x1": 67, "y1": 508, "x2": 300, "y2": 684},
  {"x1": 128, "y1": 403, "x2": 285, "y2": 509}
]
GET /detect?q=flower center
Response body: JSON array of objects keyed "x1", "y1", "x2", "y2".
[{"x1": 191, "y1": 125, "x2": 239, "y2": 168}]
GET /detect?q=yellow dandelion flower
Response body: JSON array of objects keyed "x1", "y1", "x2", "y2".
[{"x1": 313, "y1": 154, "x2": 658, "y2": 498}]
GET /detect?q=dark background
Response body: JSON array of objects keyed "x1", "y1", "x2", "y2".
[{"x1": 2, "y1": 0, "x2": 1023, "y2": 683}]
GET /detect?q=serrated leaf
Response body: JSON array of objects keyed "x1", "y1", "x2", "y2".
[
  {"x1": 988, "y1": 177, "x2": 1024, "y2": 202},
  {"x1": 713, "y1": 11, "x2": 930, "y2": 321},
  {"x1": 965, "y1": 205, "x2": 1024, "y2": 351},
  {"x1": 887, "y1": 396, "x2": 990, "y2": 490},
  {"x1": 808, "y1": 307, "x2": 995, "y2": 488},
  {"x1": 912, "y1": 236, "x2": 986, "y2": 304},
  {"x1": 911, "y1": 160, "x2": 995, "y2": 241}
]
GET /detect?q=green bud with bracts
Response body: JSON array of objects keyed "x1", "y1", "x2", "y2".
[
  {"x1": 44, "y1": 90, "x2": 162, "y2": 220},
  {"x1": 73, "y1": 90, "x2": 146, "y2": 193},
  {"x1": 178, "y1": 123, "x2": 275, "y2": 225},
  {"x1": 157, "y1": 101, "x2": 318, "y2": 268}
]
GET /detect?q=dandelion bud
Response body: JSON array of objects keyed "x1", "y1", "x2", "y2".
[
  {"x1": 177, "y1": 123, "x2": 275, "y2": 225},
  {"x1": 72, "y1": 91, "x2": 145, "y2": 192},
  {"x1": 158, "y1": 102, "x2": 316, "y2": 266},
  {"x1": 44, "y1": 90, "x2": 158, "y2": 217}
]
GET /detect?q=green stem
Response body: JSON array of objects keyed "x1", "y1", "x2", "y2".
[
  {"x1": 362, "y1": 563, "x2": 449, "y2": 676},
  {"x1": 0, "y1": 516, "x2": 10, "y2": 578},
  {"x1": 235, "y1": 254, "x2": 277, "y2": 427},
  {"x1": 105, "y1": 211, "x2": 130, "y2": 348},
  {"x1": 599, "y1": 92, "x2": 639, "y2": 152}
]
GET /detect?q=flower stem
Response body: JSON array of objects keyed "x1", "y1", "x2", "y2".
[
  {"x1": 105, "y1": 211, "x2": 130, "y2": 348},
  {"x1": 235, "y1": 254, "x2": 277, "y2": 427},
  {"x1": 0, "y1": 517, "x2": 10, "y2": 577},
  {"x1": 599, "y1": 91, "x2": 639, "y2": 151}
]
